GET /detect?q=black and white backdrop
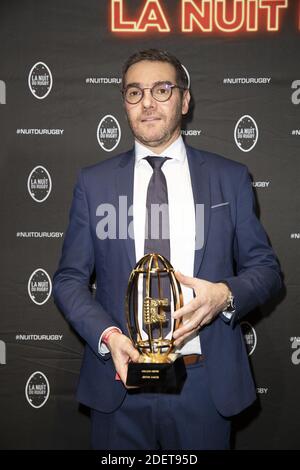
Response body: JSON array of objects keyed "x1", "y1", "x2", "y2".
[{"x1": 0, "y1": 0, "x2": 299, "y2": 449}]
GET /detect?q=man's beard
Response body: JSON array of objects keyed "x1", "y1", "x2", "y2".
[{"x1": 127, "y1": 102, "x2": 183, "y2": 148}]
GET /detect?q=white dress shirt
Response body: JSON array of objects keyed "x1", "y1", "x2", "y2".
[
  {"x1": 99, "y1": 135, "x2": 202, "y2": 355},
  {"x1": 133, "y1": 136, "x2": 201, "y2": 355}
]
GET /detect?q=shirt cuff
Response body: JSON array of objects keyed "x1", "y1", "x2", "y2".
[
  {"x1": 98, "y1": 326, "x2": 122, "y2": 356},
  {"x1": 220, "y1": 310, "x2": 235, "y2": 324},
  {"x1": 222, "y1": 310, "x2": 234, "y2": 319}
]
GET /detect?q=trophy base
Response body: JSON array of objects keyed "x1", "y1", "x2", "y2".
[{"x1": 126, "y1": 356, "x2": 187, "y2": 392}]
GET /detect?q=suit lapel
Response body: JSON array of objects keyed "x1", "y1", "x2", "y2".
[
  {"x1": 186, "y1": 146, "x2": 211, "y2": 277},
  {"x1": 115, "y1": 148, "x2": 136, "y2": 269}
]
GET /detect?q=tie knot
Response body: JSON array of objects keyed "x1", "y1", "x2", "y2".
[{"x1": 145, "y1": 156, "x2": 170, "y2": 171}]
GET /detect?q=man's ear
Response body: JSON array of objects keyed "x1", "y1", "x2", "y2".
[{"x1": 182, "y1": 89, "x2": 191, "y2": 116}]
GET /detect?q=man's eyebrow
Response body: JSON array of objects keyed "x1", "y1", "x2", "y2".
[
  {"x1": 125, "y1": 82, "x2": 141, "y2": 88},
  {"x1": 124, "y1": 80, "x2": 173, "y2": 88}
]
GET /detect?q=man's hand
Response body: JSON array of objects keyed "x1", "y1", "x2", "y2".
[
  {"x1": 172, "y1": 272, "x2": 229, "y2": 347},
  {"x1": 106, "y1": 332, "x2": 140, "y2": 387}
]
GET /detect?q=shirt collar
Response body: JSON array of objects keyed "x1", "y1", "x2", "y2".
[{"x1": 135, "y1": 135, "x2": 186, "y2": 164}]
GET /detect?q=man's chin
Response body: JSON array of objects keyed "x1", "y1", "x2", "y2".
[
  {"x1": 138, "y1": 137, "x2": 168, "y2": 148},
  {"x1": 136, "y1": 132, "x2": 170, "y2": 148}
]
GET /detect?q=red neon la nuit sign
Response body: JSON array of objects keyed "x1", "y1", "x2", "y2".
[{"x1": 110, "y1": 0, "x2": 298, "y2": 34}]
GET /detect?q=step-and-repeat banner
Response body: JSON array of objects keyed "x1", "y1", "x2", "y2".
[{"x1": 0, "y1": 0, "x2": 299, "y2": 449}]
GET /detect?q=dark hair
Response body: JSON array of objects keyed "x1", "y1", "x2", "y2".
[{"x1": 122, "y1": 49, "x2": 189, "y2": 90}]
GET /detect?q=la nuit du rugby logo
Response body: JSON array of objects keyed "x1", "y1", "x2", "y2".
[
  {"x1": 241, "y1": 321, "x2": 257, "y2": 356},
  {"x1": 28, "y1": 61, "x2": 53, "y2": 99},
  {"x1": 27, "y1": 166, "x2": 52, "y2": 203},
  {"x1": 234, "y1": 115, "x2": 258, "y2": 152},
  {"x1": 25, "y1": 371, "x2": 50, "y2": 408},
  {"x1": 181, "y1": 63, "x2": 190, "y2": 89},
  {"x1": 97, "y1": 115, "x2": 121, "y2": 152},
  {"x1": 28, "y1": 269, "x2": 52, "y2": 305}
]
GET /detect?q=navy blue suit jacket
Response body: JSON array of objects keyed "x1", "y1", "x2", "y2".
[{"x1": 53, "y1": 145, "x2": 282, "y2": 417}]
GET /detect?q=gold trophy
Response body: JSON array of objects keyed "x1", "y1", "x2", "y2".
[{"x1": 125, "y1": 253, "x2": 187, "y2": 390}]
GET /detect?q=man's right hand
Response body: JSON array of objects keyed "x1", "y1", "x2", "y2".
[{"x1": 106, "y1": 332, "x2": 140, "y2": 387}]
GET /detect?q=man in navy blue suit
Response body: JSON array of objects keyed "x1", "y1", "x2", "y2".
[{"x1": 53, "y1": 49, "x2": 282, "y2": 450}]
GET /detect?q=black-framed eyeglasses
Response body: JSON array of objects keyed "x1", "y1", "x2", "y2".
[{"x1": 122, "y1": 81, "x2": 186, "y2": 105}]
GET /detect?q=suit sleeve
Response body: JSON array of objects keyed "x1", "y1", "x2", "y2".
[
  {"x1": 223, "y1": 166, "x2": 282, "y2": 327},
  {"x1": 52, "y1": 170, "x2": 120, "y2": 357}
]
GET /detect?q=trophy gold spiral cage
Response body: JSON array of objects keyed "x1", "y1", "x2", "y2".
[{"x1": 125, "y1": 253, "x2": 183, "y2": 363}]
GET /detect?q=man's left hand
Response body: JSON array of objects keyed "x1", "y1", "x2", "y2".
[{"x1": 172, "y1": 272, "x2": 229, "y2": 347}]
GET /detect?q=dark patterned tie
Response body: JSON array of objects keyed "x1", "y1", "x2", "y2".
[
  {"x1": 144, "y1": 156, "x2": 171, "y2": 338},
  {"x1": 144, "y1": 156, "x2": 170, "y2": 258}
]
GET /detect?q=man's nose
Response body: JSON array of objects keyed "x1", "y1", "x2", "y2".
[{"x1": 141, "y1": 88, "x2": 156, "y2": 108}]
